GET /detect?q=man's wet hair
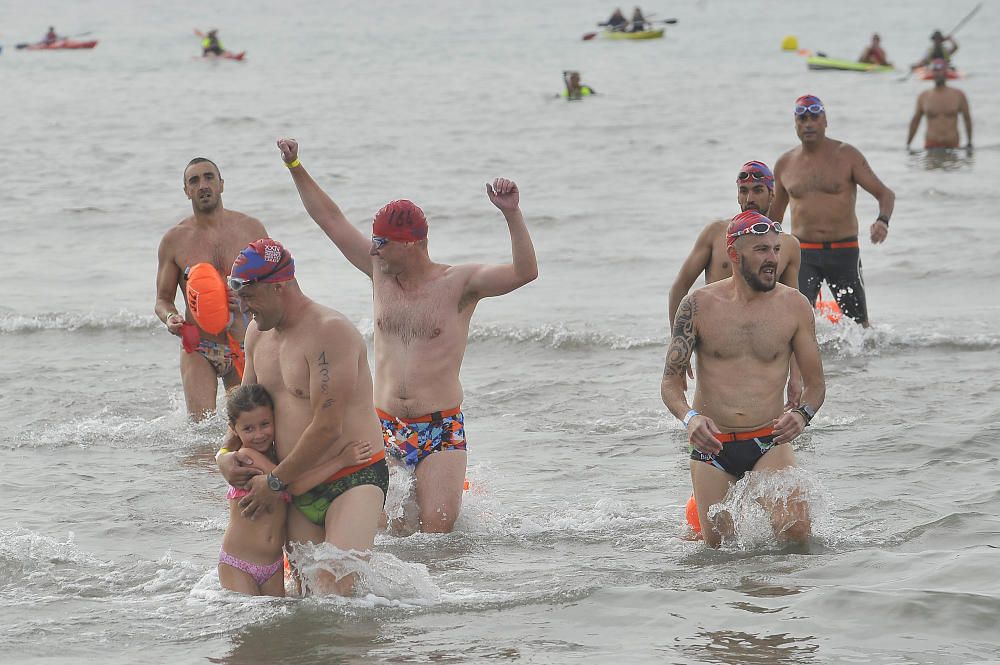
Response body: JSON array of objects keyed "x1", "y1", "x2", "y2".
[{"x1": 184, "y1": 157, "x2": 222, "y2": 182}]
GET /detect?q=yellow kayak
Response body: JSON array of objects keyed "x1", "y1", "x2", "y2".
[{"x1": 600, "y1": 29, "x2": 664, "y2": 40}]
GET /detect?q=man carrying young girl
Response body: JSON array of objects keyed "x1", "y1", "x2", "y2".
[{"x1": 216, "y1": 238, "x2": 388, "y2": 596}]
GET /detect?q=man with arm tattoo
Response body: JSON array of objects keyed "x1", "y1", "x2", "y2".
[
  {"x1": 770, "y1": 95, "x2": 895, "y2": 326},
  {"x1": 216, "y1": 238, "x2": 387, "y2": 596},
  {"x1": 661, "y1": 211, "x2": 826, "y2": 548}
]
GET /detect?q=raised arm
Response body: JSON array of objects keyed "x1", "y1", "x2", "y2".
[
  {"x1": 277, "y1": 139, "x2": 374, "y2": 277},
  {"x1": 669, "y1": 225, "x2": 716, "y2": 328},
  {"x1": 851, "y1": 149, "x2": 895, "y2": 244},
  {"x1": 906, "y1": 96, "x2": 925, "y2": 149},
  {"x1": 154, "y1": 232, "x2": 185, "y2": 336},
  {"x1": 463, "y1": 178, "x2": 539, "y2": 300}
]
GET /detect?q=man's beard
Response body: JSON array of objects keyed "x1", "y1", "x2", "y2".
[{"x1": 740, "y1": 259, "x2": 777, "y2": 292}]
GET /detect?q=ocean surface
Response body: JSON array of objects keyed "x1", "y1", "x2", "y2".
[{"x1": 3, "y1": 0, "x2": 999, "y2": 663}]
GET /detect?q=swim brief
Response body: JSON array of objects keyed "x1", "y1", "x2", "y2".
[
  {"x1": 377, "y1": 406, "x2": 468, "y2": 467},
  {"x1": 796, "y1": 235, "x2": 869, "y2": 325},
  {"x1": 218, "y1": 548, "x2": 283, "y2": 586},
  {"x1": 925, "y1": 140, "x2": 959, "y2": 149},
  {"x1": 292, "y1": 457, "x2": 389, "y2": 526},
  {"x1": 195, "y1": 338, "x2": 244, "y2": 378},
  {"x1": 689, "y1": 427, "x2": 779, "y2": 480}
]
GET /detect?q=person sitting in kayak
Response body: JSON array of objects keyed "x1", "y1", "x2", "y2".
[
  {"x1": 563, "y1": 71, "x2": 595, "y2": 100},
  {"x1": 858, "y1": 33, "x2": 891, "y2": 66},
  {"x1": 202, "y1": 29, "x2": 224, "y2": 56},
  {"x1": 913, "y1": 30, "x2": 958, "y2": 69},
  {"x1": 629, "y1": 6, "x2": 648, "y2": 32},
  {"x1": 605, "y1": 8, "x2": 628, "y2": 32},
  {"x1": 43, "y1": 26, "x2": 59, "y2": 45}
]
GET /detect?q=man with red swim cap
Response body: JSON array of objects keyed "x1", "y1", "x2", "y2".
[
  {"x1": 217, "y1": 237, "x2": 389, "y2": 596},
  {"x1": 155, "y1": 157, "x2": 267, "y2": 421},
  {"x1": 661, "y1": 210, "x2": 826, "y2": 549},
  {"x1": 771, "y1": 95, "x2": 896, "y2": 327},
  {"x1": 276, "y1": 138, "x2": 538, "y2": 534},
  {"x1": 669, "y1": 161, "x2": 803, "y2": 405}
]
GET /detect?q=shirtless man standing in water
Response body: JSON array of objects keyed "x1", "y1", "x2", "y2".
[
  {"x1": 155, "y1": 158, "x2": 267, "y2": 420},
  {"x1": 770, "y1": 95, "x2": 895, "y2": 327},
  {"x1": 218, "y1": 239, "x2": 388, "y2": 596},
  {"x1": 661, "y1": 211, "x2": 826, "y2": 548},
  {"x1": 276, "y1": 138, "x2": 538, "y2": 533},
  {"x1": 907, "y1": 59, "x2": 973, "y2": 151}
]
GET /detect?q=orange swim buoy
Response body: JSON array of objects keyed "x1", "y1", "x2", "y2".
[
  {"x1": 184, "y1": 263, "x2": 245, "y2": 379},
  {"x1": 685, "y1": 495, "x2": 701, "y2": 534},
  {"x1": 815, "y1": 287, "x2": 843, "y2": 324}
]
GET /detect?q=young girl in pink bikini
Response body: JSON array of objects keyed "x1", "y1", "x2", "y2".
[{"x1": 218, "y1": 384, "x2": 372, "y2": 595}]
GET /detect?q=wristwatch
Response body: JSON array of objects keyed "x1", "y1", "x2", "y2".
[
  {"x1": 266, "y1": 473, "x2": 288, "y2": 492},
  {"x1": 793, "y1": 404, "x2": 816, "y2": 426},
  {"x1": 683, "y1": 409, "x2": 701, "y2": 427},
  {"x1": 876, "y1": 214, "x2": 890, "y2": 226}
]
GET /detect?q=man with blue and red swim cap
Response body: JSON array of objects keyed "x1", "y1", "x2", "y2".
[
  {"x1": 669, "y1": 161, "x2": 803, "y2": 403},
  {"x1": 275, "y1": 138, "x2": 538, "y2": 534},
  {"x1": 154, "y1": 157, "x2": 268, "y2": 421},
  {"x1": 907, "y1": 58, "x2": 972, "y2": 151},
  {"x1": 217, "y1": 236, "x2": 389, "y2": 596},
  {"x1": 661, "y1": 209, "x2": 826, "y2": 549},
  {"x1": 771, "y1": 94, "x2": 896, "y2": 326}
]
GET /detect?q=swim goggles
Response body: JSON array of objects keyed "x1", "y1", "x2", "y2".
[
  {"x1": 728, "y1": 220, "x2": 782, "y2": 240},
  {"x1": 737, "y1": 169, "x2": 771, "y2": 182},
  {"x1": 227, "y1": 260, "x2": 286, "y2": 292},
  {"x1": 794, "y1": 103, "x2": 824, "y2": 117},
  {"x1": 371, "y1": 235, "x2": 390, "y2": 250}
]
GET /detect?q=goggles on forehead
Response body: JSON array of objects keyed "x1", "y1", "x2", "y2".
[
  {"x1": 227, "y1": 259, "x2": 285, "y2": 292},
  {"x1": 794, "y1": 103, "x2": 824, "y2": 117},
  {"x1": 729, "y1": 220, "x2": 782, "y2": 241}
]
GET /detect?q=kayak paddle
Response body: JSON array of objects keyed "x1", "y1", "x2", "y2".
[{"x1": 898, "y1": 2, "x2": 981, "y2": 81}]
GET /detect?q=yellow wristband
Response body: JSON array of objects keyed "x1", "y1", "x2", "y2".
[
  {"x1": 215, "y1": 447, "x2": 233, "y2": 461},
  {"x1": 284, "y1": 159, "x2": 301, "y2": 169}
]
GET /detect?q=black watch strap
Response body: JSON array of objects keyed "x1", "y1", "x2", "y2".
[
  {"x1": 876, "y1": 214, "x2": 890, "y2": 226},
  {"x1": 266, "y1": 473, "x2": 288, "y2": 492}
]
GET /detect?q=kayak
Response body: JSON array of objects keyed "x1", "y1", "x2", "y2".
[
  {"x1": 806, "y1": 56, "x2": 893, "y2": 73},
  {"x1": 600, "y1": 29, "x2": 664, "y2": 40},
  {"x1": 914, "y1": 66, "x2": 962, "y2": 80},
  {"x1": 23, "y1": 39, "x2": 98, "y2": 50},
  {"x1": 202, "y1": 50, "x2": 246, "y2": 61}
]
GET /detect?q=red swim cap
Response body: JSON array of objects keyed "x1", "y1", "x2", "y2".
[
  {"x1": 372, "y1": 200, "x2": 428, "y2": 242},
  {"x1": 726, "y1": 210, "x2": 780, "y2": 248}
]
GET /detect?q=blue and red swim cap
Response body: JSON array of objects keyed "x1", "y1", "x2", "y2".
[
  {"x1": 794, "y1": 94, "x2": 825, "y2": 116},
  {"x1": 737, "y1": 160, "x2": 774, "y2": 190},
  {"x1": 726, "y1": 210, "x2": 780, "y2": 248},
  {"x1": 231, "y1": 238, "x2": 296, "y2": 284},
  {"x1": 373, "y1": 200, "x2": 428, "y2": 242}
]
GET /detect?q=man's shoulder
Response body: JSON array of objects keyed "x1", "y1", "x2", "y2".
[
  {"x1": 224, "y1": 210, "x2": 266, "y2": 231},
  {"x1": 307, "y1": 303, "x2": 363, "y2": 341}
]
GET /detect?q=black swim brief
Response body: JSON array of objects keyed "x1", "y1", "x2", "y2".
[{"x1": 689, "y1": 427, "x2": 779, "y2": 480}]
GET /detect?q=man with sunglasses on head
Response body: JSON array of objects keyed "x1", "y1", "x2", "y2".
[
  {"x1": 770, "y1": 95, "x2": 895, "y2": 327},
  {"x1": 274, "y1": 138, "x2": 538, "y2": 535},
  {"x1": 661, "y1": 211, "x2": 826, "y2": 549},
  {"x1": 669, "y1": 161, "x2": 803, "y2": 404},
  {"x1": 155, "y1": 158, "x2": 267, "y2": 421},
  {"x1": 216, "y1": 238, "x2": 388, "y2": 596}
]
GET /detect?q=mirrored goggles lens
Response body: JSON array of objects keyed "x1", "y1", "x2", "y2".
[{"x1": 794, "y1": 103, "x2": 824, "y2": 116}]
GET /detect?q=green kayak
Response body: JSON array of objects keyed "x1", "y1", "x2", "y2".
[{"x1": 806, "y1": 56, "x2": 894, "y2": 73}]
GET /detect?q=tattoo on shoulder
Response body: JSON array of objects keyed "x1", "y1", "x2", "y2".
[{"x1": 663, "y1": 295, "x2": 697, "y2": 377}]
